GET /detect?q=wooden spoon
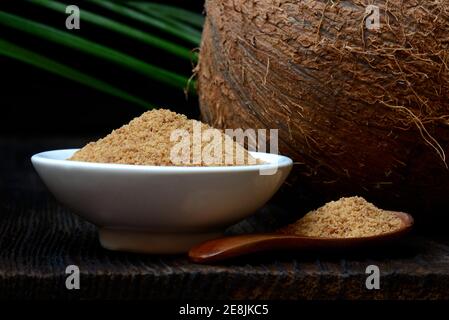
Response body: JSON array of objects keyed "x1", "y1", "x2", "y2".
[{"x1": 189, "y1": 211, "x2": 413, "y2": 264}]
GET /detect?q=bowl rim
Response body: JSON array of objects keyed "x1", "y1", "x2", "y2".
[{"x1": 31, "y1": 149, "x2": 293, "y2": 173}]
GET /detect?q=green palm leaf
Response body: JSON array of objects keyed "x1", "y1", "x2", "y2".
[
  {"x1": 87, "y1": 0, "x2": 201, "y2": 45},
  {"x1": 0, "y1": 11, "x2": 194, "y2": 92},
  {"x1": 127, "y1": 2, "x2": 204, "y2": 29},
  {"x1": 0, "y1": 38, "x2": 150, "y2": 108},
  {"x1": 29, "y1": 0, "x2": 197, "y2": 62}
]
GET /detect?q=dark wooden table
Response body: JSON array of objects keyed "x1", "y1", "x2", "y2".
[{"x1": 1, "y1": 136, "x2": 449, "y2": 300}]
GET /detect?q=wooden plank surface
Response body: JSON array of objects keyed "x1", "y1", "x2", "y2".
[{"x1": 1, "y1": 136, "x2": 449, "y2": 299}]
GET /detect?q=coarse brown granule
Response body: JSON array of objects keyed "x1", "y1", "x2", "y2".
[
  {"x1": 278, "y1": 196, "x2": 403, "y2": 238},
  {"x1": 69, "y1": 109, "x2": 258, "y2": 166}
]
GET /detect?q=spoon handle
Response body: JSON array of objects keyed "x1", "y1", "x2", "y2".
[{"x1": 188, "y1": 234, "x2": 308, "y2": 263}]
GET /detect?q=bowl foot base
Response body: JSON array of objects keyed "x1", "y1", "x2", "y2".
[{"x1": 99, "y1": 228, "x2": 223, "y2": 254}]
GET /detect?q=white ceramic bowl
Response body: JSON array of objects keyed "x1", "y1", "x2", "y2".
[{"x1": 31, "y1": 149, "x2": 292, "y2": 253}]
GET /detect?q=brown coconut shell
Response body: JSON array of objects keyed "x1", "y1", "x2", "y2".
[{"x1": 197, "y1": 0, "x2": 449, "y2": 218}]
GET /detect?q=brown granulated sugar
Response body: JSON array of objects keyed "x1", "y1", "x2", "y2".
[
  {"x1": 279, "y1": 196, "x2": 403, "y2": 238},
  {"x1": 69, "y1": 109, "x2": 258, "y2": 166}
]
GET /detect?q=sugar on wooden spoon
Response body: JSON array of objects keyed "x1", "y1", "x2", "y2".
[{"x1": 189, "y1": 197, "x2": 414, "y2": 263}]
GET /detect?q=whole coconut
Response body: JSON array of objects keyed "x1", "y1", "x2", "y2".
[{"x1": 197, "y1": 0, "x2": 449, "y2": 217}]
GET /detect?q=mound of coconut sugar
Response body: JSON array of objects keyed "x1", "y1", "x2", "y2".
[
  {"x1": 69, "y1": 109, "x2": 258, "y2": 166},
  {"x1": 279, "y1": 196, "x2": 403, "y2": 238}
]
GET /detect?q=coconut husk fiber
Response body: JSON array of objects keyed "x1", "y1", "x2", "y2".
[{"x1": 197, "y1": 0, "x2": 449, "y2": 219}]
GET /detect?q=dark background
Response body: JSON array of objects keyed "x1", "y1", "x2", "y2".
[
  {"x1": 1, "y1": 0, "x2": 204, "y2": 136},
  {"x1": 2, "y1": 0, "x2": 447, "y2": 234},
  {"x1": 1, "y1": 1, "x2": 448, "y2": 302}
]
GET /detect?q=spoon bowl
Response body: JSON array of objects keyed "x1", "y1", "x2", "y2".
[{"x1": 188, "y1": 211, "x2": 414, "y2": 263}]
